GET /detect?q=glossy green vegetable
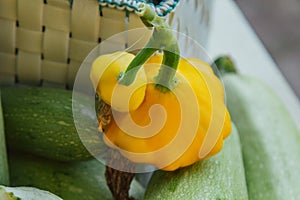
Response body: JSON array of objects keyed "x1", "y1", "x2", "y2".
[
  {"x1": 1, "y1": 86, "x2": 104, "y2": 161},
  {"x1": 0, "y1": 91, "x2": 9, "y2": 185},
  {"x1": 144, "y1": 124, "x2": 248, "y2": 200},
  {"x1": 0, "y1": 185, "x2": 62, "y2": 200},
  {"x1": 217, "y1": 56, "x2": 300, "y2": 199},
  {"x1": 8, "y1": 152, "x2": 144, "y2": 200}
]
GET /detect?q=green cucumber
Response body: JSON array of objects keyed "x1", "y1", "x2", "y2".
[
  {"x1": 0, "y1": 185, "x2": 62, "y2": 200},
  {"x1": 216, "y1": 57, "x2": 300, "y2": 199},
  {"x1": 0, "y1": 91, "x2": 9, "y2": 185},
  {"x1": 8, "y1": 152, "x2": 145, "y2": 200},
  {"x1": 144, "y1": 124, "x2": 248, "y2": 200},
  {"x1": 1, "y1": 86, "x2": 105, "y2": 161}
]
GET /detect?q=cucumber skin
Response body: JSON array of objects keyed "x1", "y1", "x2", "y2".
[
  {"x1": 1, "y1": 86, "x2": 105, "y2": 162},
  {"x1": 144, "y1": 124, "x2": 248, "y2": 200},
  {"x1": 223, "y1": 74, "x2": 300, "y2": 199},
  {"x1": 0, "y1": 91, "x2": 9, "y2": 185},
  {"x1": 8, "y1": 152, "x2": 145, "y2": 200}
]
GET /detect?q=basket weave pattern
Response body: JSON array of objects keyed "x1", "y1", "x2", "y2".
[
  {"x1": 0, "y1": 0, "x2": 146, "y2": 88},
  {"x1": 0, "y1": 0, "x2": 211, "y2": 89}
]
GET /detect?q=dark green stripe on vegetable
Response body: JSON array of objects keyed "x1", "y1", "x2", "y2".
[
  {"x1": 1, "y1": 86, "x2": 105, "y2": 162},
  {"x1": 0, "y1": 91, "x2": 9, "y2": 185},
  {"x1": 8, "y1": 152, "x2": 144, "y2": 200}
]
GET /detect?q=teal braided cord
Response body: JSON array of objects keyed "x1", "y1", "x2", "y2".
[
  {"x1": 67, "y1": 1, "x2": 179, "y2": 17},
  {"x1": 98, "y1": 0, "x2": 179, "y2": 16}
]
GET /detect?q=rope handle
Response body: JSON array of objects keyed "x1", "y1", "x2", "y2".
[{"x1": 69, "y1": 0, "x2": 179, "y2": 16}]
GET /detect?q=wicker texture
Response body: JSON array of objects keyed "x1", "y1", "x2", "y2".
[
  {"x1": 0, "y1": 0, "x2": 212, "y2": 89},
  {"x1": 0, "y1": 0, "x2": 146, "y2": 88}
]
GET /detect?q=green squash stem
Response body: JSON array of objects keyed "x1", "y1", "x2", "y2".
[
  {"x1": 119, "y1": 3, "x2": 180, "y2": 92},
  {"x1": 213, "y1": 56, "x2": 237, "y2": 75}
]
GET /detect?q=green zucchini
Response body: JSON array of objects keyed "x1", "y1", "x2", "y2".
[
  {"x1": 144, "y1": 124, "x2": 248, "y2": 200},
  {"x1": 8, "y1": 151, "x2": 145, "y2": 200},
  {"x1": 1, "y1": 86, "x2": 105, "y2": 161},
  {"x1": 0, "y1": 185, "x2": 62, "y2": 200},
  {"x1": 215, "y1": 57, "x2": 300, "y2": 199},
  {"x1": 0, "y1": 91, "x2": 9, "y2": 185}
]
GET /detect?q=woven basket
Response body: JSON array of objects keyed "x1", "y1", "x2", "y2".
[{"x1": 0, "y1": 0, "x2": 211, "y2": 88}]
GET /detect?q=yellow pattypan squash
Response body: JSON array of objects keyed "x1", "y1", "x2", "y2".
[
  {"x1": 90, "y1": 51, "x2": 147, "y2": 112},
  {"x1": 90, "y1": 4, "x2": 231, "y2": 170},
  {"x1": 101, "y1": 54, "x2": 232, "y2": 171}
]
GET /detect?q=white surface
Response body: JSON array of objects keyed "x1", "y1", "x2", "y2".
[
  {"x1": 207, "y1": 0, "x2": 300, "y2": 130},
  {"x1": 0, "y1": 186, "x2": 62, "y2": 200}
]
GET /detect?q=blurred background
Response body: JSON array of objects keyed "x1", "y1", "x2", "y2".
[{"x1": 236, "y1": 0, "x2": 300, "y2": 99}]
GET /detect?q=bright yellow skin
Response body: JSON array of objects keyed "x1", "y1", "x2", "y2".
[
  {"x1": 90, "y1": 52, "x2": 147, "y2": 112},
  {"x1": 102, "y1": 54, "x2": 232, "y2": 171}
]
